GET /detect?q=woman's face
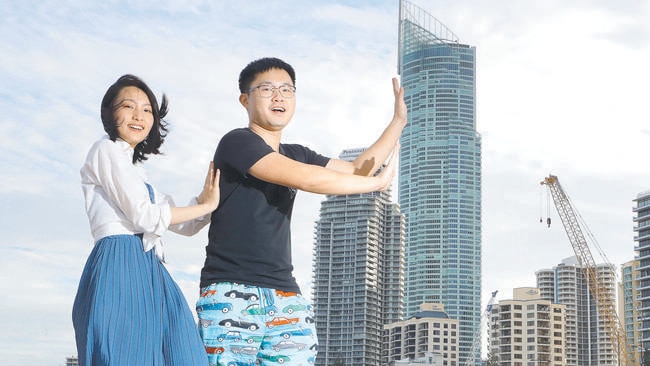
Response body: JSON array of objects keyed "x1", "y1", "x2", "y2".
[{"x1": 112, "y1": 86, "x2": 154, "y2": 148}]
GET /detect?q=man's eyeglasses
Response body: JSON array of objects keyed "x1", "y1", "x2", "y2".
[{"x1": 248, "y1": 84, "x2": 296, "y2": 98}]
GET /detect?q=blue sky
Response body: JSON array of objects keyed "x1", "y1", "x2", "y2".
[{"x1": 1, "y1": 0, "x2": 649, "y2": 364}]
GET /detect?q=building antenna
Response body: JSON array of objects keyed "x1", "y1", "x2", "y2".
[{"x1": 397, "y1": 0, "x2": 403, "y2": 74}]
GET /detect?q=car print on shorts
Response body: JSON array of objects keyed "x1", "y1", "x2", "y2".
[
  {"x1": 224, "y1": 290, "x2": 258, "y2": 301},
  {"x1": 244, "y1": 335, "x2": 267, "y2": 344},
  {"x1": 199, "y1": 318, "x2": 215, "y2": 328},
  {"x1": 241, "y1": 303, "x2": 277, "y2": 316},
  {"x1": 275, "y1": 290, "x2": 297, "y2": 298},
  {"x1": 208, "y1": 361, "x2": 254, "y2": 366},
  {"x1": 266, "y1": 316, "x2": 299, "y2": 328},
  {"x1": 216, "y1": 331, "x2": 242, "y2": 342},
  {"x1": 258, "y1": 354, "x2": 291, "y2": 364},
  {"x1": 272, "y1": 340, "x2": 307, "y2": 352},
  {"x1": 205, "y1": 346, "x2": 225, "y2": 354},
  {"x1": 196, "y1": 302, "x2": 233, "y2": 313},
  {"x1": 219, "y1": 318, "x2": 260, "y2": 331},
  {"x1": 282, "y1": 304, "x2": 312, "y2": 314},
  {"x1": 226, "y1": 361, "x2": 256, "y2": 366},
  {"x1": 280, "y1": 328, "x2": 313, "y2": 339},
  {"x1": 201, "y1": 289, "x2": 217, "y2": 297},
  {"x1": 230, "y1": 345, "x2": 259, "y2": 355}
]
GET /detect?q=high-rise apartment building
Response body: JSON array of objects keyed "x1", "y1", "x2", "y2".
[
  {"x1": 536, "y1": 257, "x2": 618, "y2": 365},
  {"x1": 398, "y1": 0, "x2": 481, "y2": 362},
  {"x1": 386, "y1": 303, "x2": 459, "y2": 365},
  {"x1": 618, "y1": 259, "x2": 641, "y2": 362},
  {"x1": 634, "y1": 190, "x2": 650, "y2": 353},
  {"x1": 488, "y1": 287, "x2": 566, "y2": 366},
  {"x1": 312, "y1": 148, "x2": 405, "y2": 366}
]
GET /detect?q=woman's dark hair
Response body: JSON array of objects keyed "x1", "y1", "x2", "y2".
[
  {"x1": 100, "y1": 74, "x2": 169, "y2": 163},
  {"x1": 238, "y1": 57, "x2": 296, "y2": 93}
]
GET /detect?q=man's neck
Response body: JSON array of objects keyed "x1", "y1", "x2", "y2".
[{"x1": 248, "y1": 123, "x2": 282, "y2": 151}]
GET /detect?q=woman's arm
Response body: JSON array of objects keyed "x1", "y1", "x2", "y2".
[{"x1": 169, "y1": 163, "x2": 220, "y2": 225}]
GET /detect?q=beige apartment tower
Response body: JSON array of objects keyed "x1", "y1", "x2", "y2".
[
  {"x1": 537, "y1": 256, "x2": 618, "y2": 365},
  {"x1": 488, "y1": 287, "x2": 566, "y2": 366},
  {"x1": 385, "y1": 303, "x2": 460, "y2": 365}
]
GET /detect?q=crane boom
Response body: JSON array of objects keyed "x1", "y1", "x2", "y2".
[
  {"x1": 541, "y1": 175, "x2": 636, "y2": 366},
  {"x1": 464, "y1": 290, "x2": 498, "y2": 366}
]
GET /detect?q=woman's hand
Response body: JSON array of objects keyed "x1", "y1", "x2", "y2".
[{"x1": 197, "y1": 162, "x2": 220, "y2": 211}]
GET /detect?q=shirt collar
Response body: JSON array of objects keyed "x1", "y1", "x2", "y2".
[{"x1": 114, "y1": 137, "x2": 135, "y2": 153}]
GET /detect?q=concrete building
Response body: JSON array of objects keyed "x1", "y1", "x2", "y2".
[
  {"x1": 312, "y1": 148, "x2": 405, "y2": 366},
  {"x1": 634, "y1": 189, "x2": 650, "y2": 355},
  {"x1": 619, "y1": 259, "x2": 641, "y2": 362},
  {"x1": 394, "y1": 352, "x2": 443, "y2": 366},
  {"x1": 488, "y1": 287, "x2": 566, "y2": 366},
  {"x1": 398, "y1": 1, "x2": 481, "y2": 362},
  {"x1": 536, "y1": 257, "x2": 617, "y2": 365},
  {"x1": 386, "y1": 303, "x2": 459, "y2": 366}
]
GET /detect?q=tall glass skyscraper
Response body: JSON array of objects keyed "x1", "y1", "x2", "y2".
[
  {"x1": 398, "y1": 1, "x2": 481, "y2": 362},
  {"x1": 312, "y1": 148, "x2": 405, "y2": 366}
]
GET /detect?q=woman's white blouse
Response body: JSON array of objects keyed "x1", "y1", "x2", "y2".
[{"x1": 80, "y1": 137, "x2": 209, "y2": 261}]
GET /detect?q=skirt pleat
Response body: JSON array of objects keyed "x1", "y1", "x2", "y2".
[{"x1": 72, "y1": 234, "x2": 207, "y2": 366}]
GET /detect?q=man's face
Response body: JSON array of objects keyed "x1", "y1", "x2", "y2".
[{"x1": 240, "y1": 68, "x2": 296, "y2": 132}]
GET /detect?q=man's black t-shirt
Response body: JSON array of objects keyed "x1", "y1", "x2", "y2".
[{"x1": 200, "y1": 128, "x2": 330, "y2": 292}]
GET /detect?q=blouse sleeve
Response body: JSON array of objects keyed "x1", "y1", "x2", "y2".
[
  {"x1": 89, "y1": 140, "x2": 172, "y2": 236},
  {"x1": 159, "y1": 192, "x2": 211, "y2": 236}
]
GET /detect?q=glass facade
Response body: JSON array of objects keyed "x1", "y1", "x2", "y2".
[
  {"x1": 619, "y1": 260, "x2": 641, "y2": 363},
  {"x1": 398, "y1": 1, "x2": 481, "y2": 363}
]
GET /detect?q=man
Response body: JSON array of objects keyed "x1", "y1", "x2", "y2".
[{"x1": 197, "y1": 57, "x2": 406, "y2": 365}]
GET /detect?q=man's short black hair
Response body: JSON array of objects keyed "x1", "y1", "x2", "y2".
[{"x1": 238, "y1": 57, "x2": 296, "y2": 94}]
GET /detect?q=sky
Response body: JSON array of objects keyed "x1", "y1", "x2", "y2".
[{"x1": 1, "y1": 0, "x2": 649, "y2": 364}]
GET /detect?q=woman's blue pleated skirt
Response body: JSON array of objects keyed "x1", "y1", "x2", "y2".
[{"x1": 72, "y1": 234, "x2": 208, "y2": 365}]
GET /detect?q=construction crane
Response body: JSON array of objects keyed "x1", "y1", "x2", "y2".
[
  {"x1": 540, "y1": 174, "x2": 636, "y2": 366},
  {"x1": 464, "y1": 290, "x2": 498, "y2": 366}
]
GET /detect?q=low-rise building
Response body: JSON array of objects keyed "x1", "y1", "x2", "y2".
[
  {"x1": 488, "y1": 287, "x2": 566, "y2": 366},
  {"x1": 385, "y1": 303, "x2": 459, "y2": 366}
]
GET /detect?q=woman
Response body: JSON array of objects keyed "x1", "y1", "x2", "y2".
[{"x1": 72, "y1": 74, "x2": 217, "y2": 365}]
